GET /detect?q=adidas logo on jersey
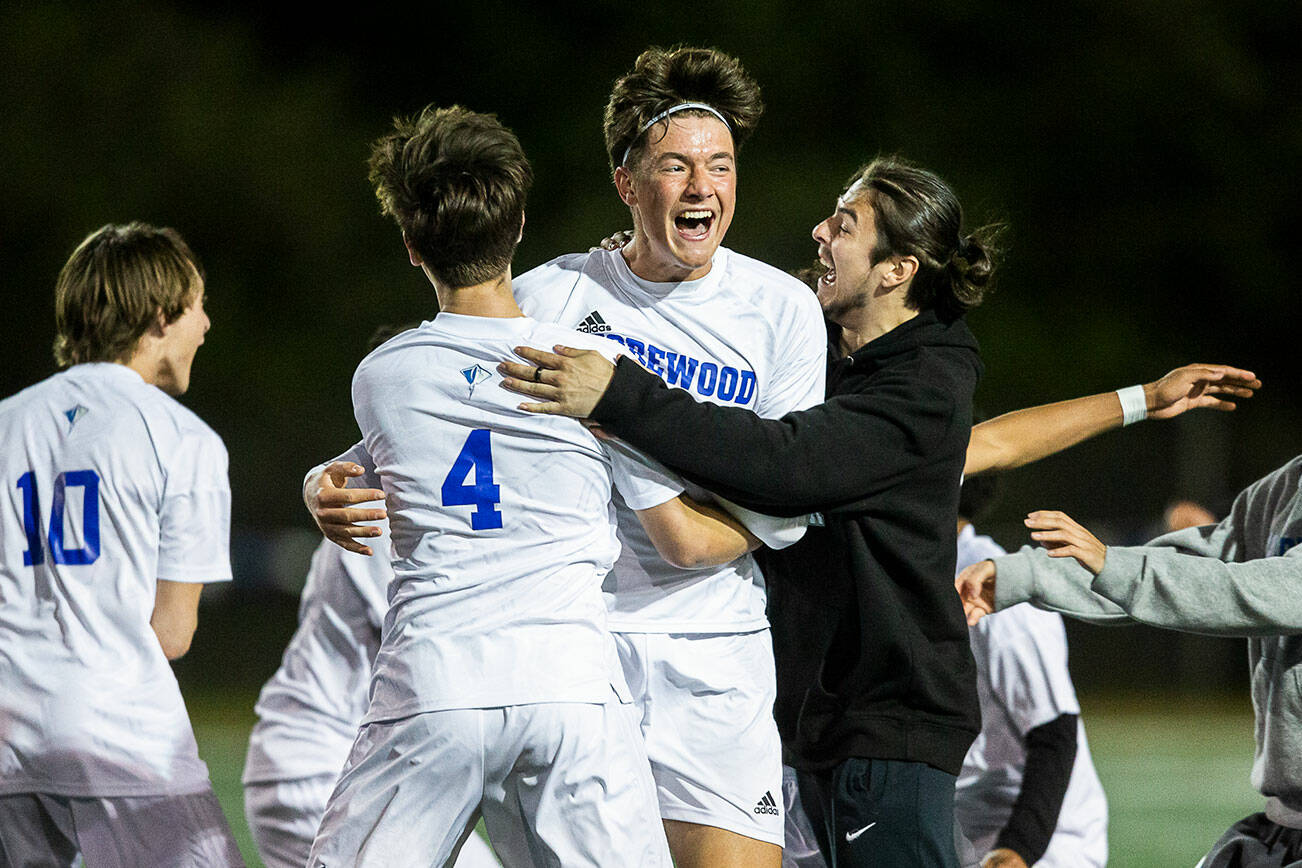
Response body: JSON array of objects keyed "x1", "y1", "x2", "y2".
[
  {"x1": 575, "y1": 310, "x2": 611, "y2": 334},
  {"x1": 753, "y1": 790, "x2": 779, "y2": 815}
]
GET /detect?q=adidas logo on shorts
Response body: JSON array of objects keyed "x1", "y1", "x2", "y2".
[
  {"x1": 753, "y1": 790, "x2": 780, "y2": 816},
  {"x1": 575, "y1": 310, "x2": 612, "y2": 334}
]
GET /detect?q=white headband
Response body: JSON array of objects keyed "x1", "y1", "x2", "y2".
[{"x1": 621, "y1": 102, "x2": 732, "y2": 166}]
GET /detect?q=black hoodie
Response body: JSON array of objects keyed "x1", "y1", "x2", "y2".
[{"x1": 590, "y1": 309, "x2": 983, "y2": 775}]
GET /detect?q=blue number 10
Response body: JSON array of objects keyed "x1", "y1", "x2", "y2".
[
  {"x1": 16, "y1": 469, "x2": 101, "y2": 566},
  {"x1": 440, "y1": 429, "x2": 502, "y2": 530}
]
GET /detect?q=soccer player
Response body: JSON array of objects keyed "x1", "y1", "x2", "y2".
[
  {"x1": 244, "y1": 327, "x2": 501, "y2": 868},
  {"x1": 951, "y1": 475, "x2": 1107, "y2": 868},
  {"x1": 306, "y1": 103, "x2": 766, "y2": 866},
  {"x1": 311, "y1": 47, "x2": 827, "y2": 868},
  {"x1": 243, "y1": 522, "x2": 501, "y2": 868},
  {"x1": 0, "y1": 223, "x2": 243, "y2": 866},
  {"x1": 955, "y1": 457, "x2": 1302, "y2": 868}
]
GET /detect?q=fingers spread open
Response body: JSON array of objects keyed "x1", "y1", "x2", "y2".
[
  {"x1": 498, "y1": 374, "x2": 560, "y2": 399},
  {"x1": 512, "y1": 345, "x2": 567, "y2": 370},
  {"x1": 317, "y1": 488, "x2": 386, "y2": 508}
]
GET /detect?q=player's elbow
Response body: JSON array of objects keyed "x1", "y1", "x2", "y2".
[
  {"x1": 656, "y1": 536, "x2": 744, "y2": 570},
  {"x1": 657, "y1": 540, "x2": 712, "y2": 570},
  {"x1": 151, "y1": 616, "x2": 198, "y2": 660},
  {"x1": 158, "y1": 633, "x2": 194, "y2": 661}
]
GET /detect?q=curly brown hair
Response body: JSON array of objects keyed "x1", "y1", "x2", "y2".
[
  {"x1": 603, "y1": 46, "x2": 763, "y2": 175},
  {"x1": 369, "y1": 105, "x2": 533, "y2": 288}
]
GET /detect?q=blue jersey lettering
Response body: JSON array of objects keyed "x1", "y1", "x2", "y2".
[
  {"x1": 697, "y1": 363, "x2": 718, "y2": 397},
  {"x1": 602, "y1": 331, "x2": 756, "y2": 406},
  {"x1": 736, "y1": 371, "x2": 757, "y2": 405},
  {"x1": 717, "y1": 366, "x2": 739, "y2": 401},
  {"x1": 664, "y1": 352, "x2": 698, "y2": 389},
  {"x1": 645, "y1": 345, "x2": 666, "y2": 376}
]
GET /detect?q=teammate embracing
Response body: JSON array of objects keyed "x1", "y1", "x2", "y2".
[
  {"x1": 514, "y1": 46, "x2": 827, "y2": 867},
  {"x1": 306, "y1": 103, "x2": 768, "y2": 866},
  {"x1": 0, "y1": 224, "x2": 242, "y2": 866},
  {"x1": 310, "y1": 47, "x2": 826, "y2": 868}
]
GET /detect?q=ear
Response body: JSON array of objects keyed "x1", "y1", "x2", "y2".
[
  {"x1": 518, "y1": 211, "x2": 526, "y2": 243},
  {"x1": 402, "y1": 232, "x2": 423, "y2": 267},
  {"x1": 613, "y1": 166, "x2": 637, "y2": 207},
  {"x1": 882, "y1": 255, "x2": 919, "y2": 289},
  {"x1": 151, "y1": 307, "x2": 170, "y2": 336}
]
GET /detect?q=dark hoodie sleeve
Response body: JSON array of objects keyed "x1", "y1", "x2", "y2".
[{"x1": 590, "y1": 355, "x2": 969, "y2": 516}]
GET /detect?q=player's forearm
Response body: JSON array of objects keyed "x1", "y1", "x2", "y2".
[
  {"x1": 1092, "y1": 547, "x2": 1302, "y2": 636},
  {"x1": 993, "y1": 713, "x2": 1078, "y2": 864},
  {"x1": 995, "y1": 548, "x2": 1133, "y2": 624},
  {"x1": 965, "y1": 391, "x2": 1121, "y2": 477},
  {"x1": 637, "y1": 496, "x2": 758, "y2": 569},
  {"x1": 150, "y1": 580, "x2": 203, "y2": 660}
]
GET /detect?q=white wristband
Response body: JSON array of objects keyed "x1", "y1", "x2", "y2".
[{"x1": 1116, "y1": 384, "x2": 1147, "y2": 426}]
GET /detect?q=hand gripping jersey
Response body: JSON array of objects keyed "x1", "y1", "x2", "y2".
[
  {"x1": 0, "y1": 363, "x2": 231, "y2": 797},
  {"x1": 514, "y1": 246, "x2": 827, "y2": 633},
  {"x1": 243, "y1": 527, "x2": 392, "y2": 784},
  {"x1": 350, "y1": 314, "x2": 680, "y2": 721},
  {"x1": 954, "y1": 525, "x2": 1108, "y2": 866}
]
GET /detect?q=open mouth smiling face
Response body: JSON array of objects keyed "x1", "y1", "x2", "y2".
[
  {"x1": 618, "y1": 113, "x2": 737, "y2": 282},
  {"x1": 674, "y1": 207, "x2": 716, "y2": 243}
]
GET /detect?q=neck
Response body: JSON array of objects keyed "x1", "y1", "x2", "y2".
[
  {"x1": 620, "y1": 238, "x2": 712, "y2": 283},
  {"x1": 123, "y1": 343, "x2": 161, "y2": 387},
  {"x1": 433, "y1": 270, "x2": 523, "y2": 318},
  {"x1": 835, "y1": 302, "x2": 919, "y2": 356}
]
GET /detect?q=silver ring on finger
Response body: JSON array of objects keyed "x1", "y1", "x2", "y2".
[{"x1": 533, "y1": 366, "x2": 544, "y2": 383}]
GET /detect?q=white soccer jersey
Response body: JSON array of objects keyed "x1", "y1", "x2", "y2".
[
  {"x1": 243, "y1": 526, "x2": 392, "y2": 784},
  {"x1": 352, "y1": 314, "x2": 681, "y2": 722},
  {"x1": 0, "y1": 362, "x2": 231, "y2": 797},
  {"x1": 954, "y1": 525, "x2": 1108, "y2": 866},
  {"x1": 514, "y1": 246, "x2": 827, "y2": 633}
]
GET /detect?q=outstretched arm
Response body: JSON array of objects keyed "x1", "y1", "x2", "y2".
[
  {"x1": 974, "y1": 481, "x2": 1302, "y2": 636},
  {"x1": 965, "y1": 364, "x2": 1259, "y2": 477}
]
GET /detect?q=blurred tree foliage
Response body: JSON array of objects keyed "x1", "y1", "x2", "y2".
[{"x1": 3, "y1": 0, "x2": 1300, "y2": 543}]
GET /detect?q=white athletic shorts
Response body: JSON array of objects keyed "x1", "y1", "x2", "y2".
[
  {"x1": 0, "y1": 788, "x2": 243, "y2": 868},
  {"x1": 245, "y1": 773, "x2": 337, "y2": 868},
  {"x1": 615, "y1": 630, "x2": 785, "y2": 846},
  {"x1": 307, "y1": 695, "x2": 670, "y2": 867},
  {"x1": 246, "y1": 773, "x2": 502, "y2": 868}
]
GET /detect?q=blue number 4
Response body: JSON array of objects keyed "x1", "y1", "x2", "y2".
[
  {"x1": 441, "y1": 429, "x2": 502, "y2": 530},
  {"x1": 16, "y1": 469, "x2": 101, "y2": 566}
]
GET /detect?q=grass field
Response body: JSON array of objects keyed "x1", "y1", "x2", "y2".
[{"x1": 190, "y1": 690, "x2": 1261, "y2": 867}]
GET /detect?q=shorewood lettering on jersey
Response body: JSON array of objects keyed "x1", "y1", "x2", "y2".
[{"x1": 600, "y1": 332, "x2": 757, "y2": 405}]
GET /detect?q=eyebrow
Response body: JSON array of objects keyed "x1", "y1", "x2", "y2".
[
  {"x1": 655, "y1": 151, "x2": 736, "y2": 164},
  {"x1": 836, "y1": 204, "x2": 858, "y2": 223}
]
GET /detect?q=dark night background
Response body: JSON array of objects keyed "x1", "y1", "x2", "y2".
[{"x1": 3, "y1": 0, "x2": 1300, "y2": 697}]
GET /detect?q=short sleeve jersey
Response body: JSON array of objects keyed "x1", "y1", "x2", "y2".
[
  {"x1": 514, "y1": 246, "x2": 827, "y2": 632},
  {"x1": 243, "y1": 524, "x2": 392, "y2": 784},
  {"x1": 954, "y1": 524, "x2": 1108, "y2": 863},
  {"x1": 352, "y1": 314, "x2": 675, "y2": 721},
  {"x1": 0, "y1": 363, "x2": 231, "y2": 797}
]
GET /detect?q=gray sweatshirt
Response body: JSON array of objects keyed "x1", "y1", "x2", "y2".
[{"x1": 992, "y1": 455, "x2": 1302, "y2": 828}]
